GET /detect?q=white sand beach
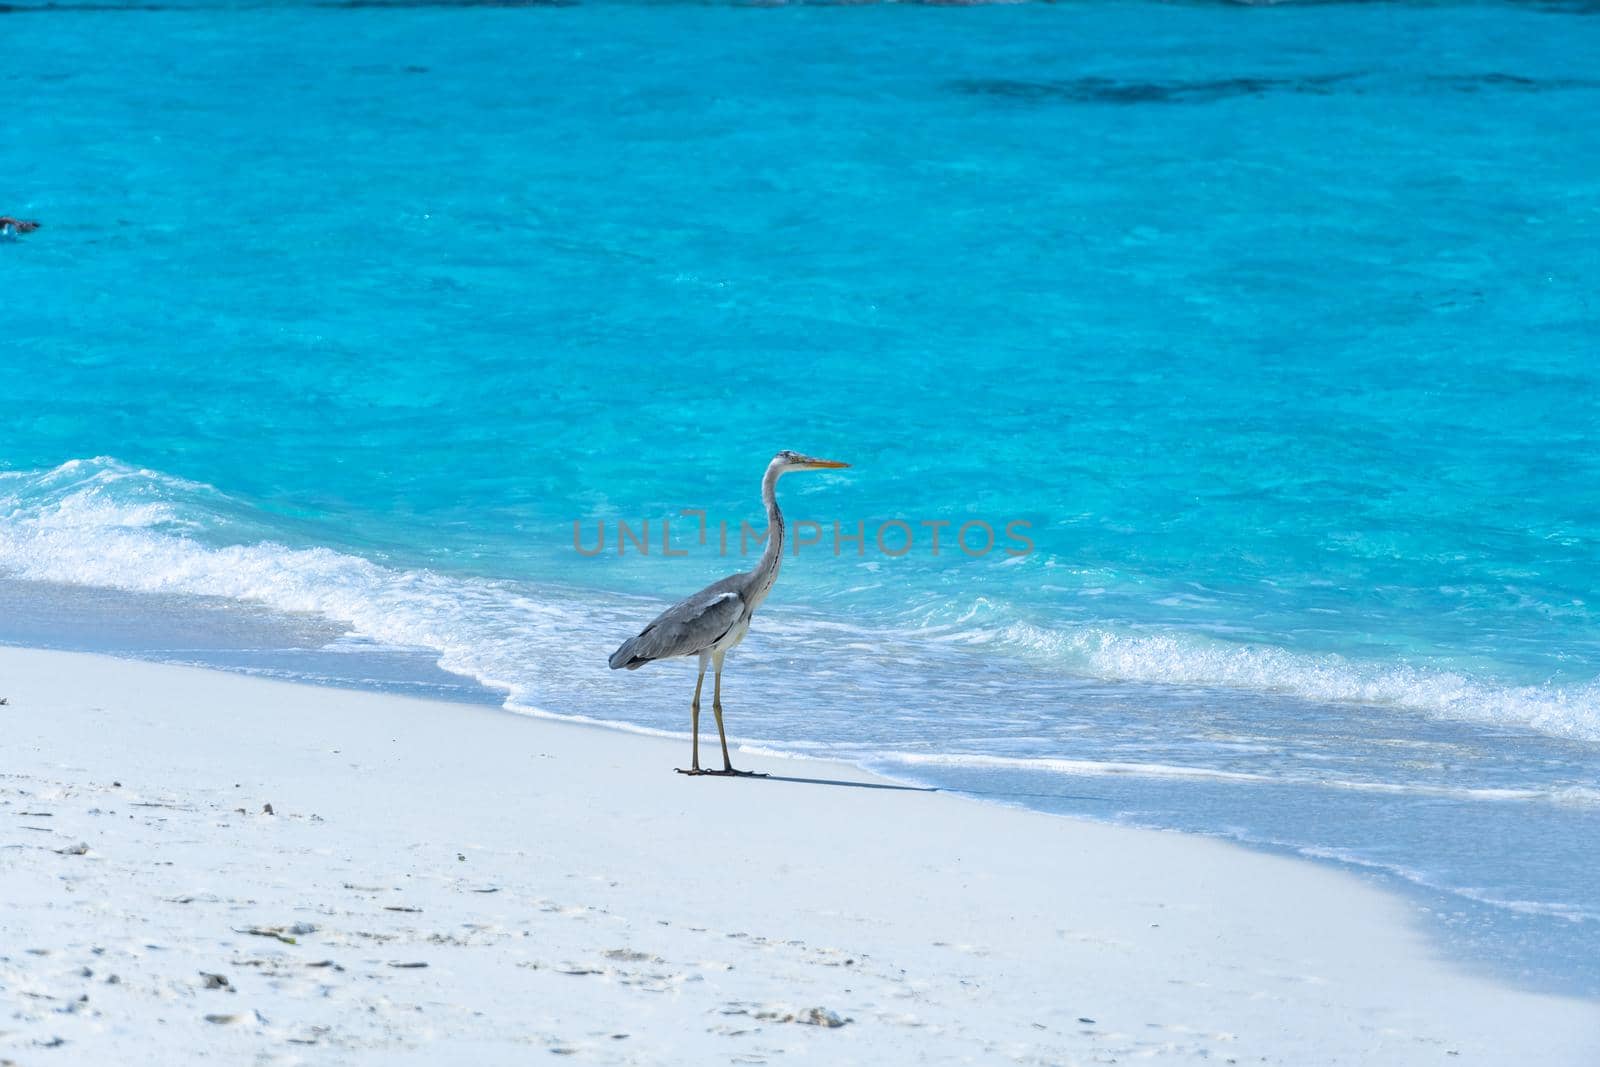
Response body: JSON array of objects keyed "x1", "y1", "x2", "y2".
[{"x1": 2, "y1": 646, "x2": 1596, "y2": 1065}]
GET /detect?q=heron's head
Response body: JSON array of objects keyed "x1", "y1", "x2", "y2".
[{"x1": 772, "y1": 450, "x2": 850, "y2": 474}]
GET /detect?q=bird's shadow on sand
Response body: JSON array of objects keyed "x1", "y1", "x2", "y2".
[
  {"x1": 678, "y1": 770, "x2": 1113, "y2": 803},
  {"x1": 754, "y1": 774, "x2": 938, "y2": 793},
  {"x1": 748, "y1": 774, "x2": 1113, "y2": 805}
]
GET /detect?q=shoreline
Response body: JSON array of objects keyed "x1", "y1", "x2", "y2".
[
  {"x1": 3, "y1": 645, "x2": 1596, "y2": 1063},
  {"x1": 4, "y1": 574, "x2": 1596, "y2": 1000}
]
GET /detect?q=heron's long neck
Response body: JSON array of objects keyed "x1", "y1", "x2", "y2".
[{"x1": 751, "y1": 465, "x2": 785, "y2": 602}]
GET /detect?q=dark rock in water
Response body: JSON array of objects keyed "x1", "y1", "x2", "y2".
[
  {"x1": 954, "y1": 69, "x2": 1600, "y2": 109},
  {"x1": 1428, "y1": 72, "x2": 1600, "y2": 93},
  {"x1": 949, "y1": 73, "x2": 1355, "y2": 106}
]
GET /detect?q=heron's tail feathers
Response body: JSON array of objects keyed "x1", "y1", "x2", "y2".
[{"x1": 608, "y1": 637, "x2": 650, "y2": 670}]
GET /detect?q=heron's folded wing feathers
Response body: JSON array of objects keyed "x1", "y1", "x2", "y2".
[{"x1": 609, "y1": 589, "x2": 744, "y2": 668}]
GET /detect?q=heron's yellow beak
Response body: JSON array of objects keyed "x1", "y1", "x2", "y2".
[{"x1": 803, "y1": 458, "x2": 850, "y2": 470}]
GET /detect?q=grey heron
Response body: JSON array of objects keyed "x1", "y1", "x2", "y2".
[{"x1": 608, "y1": 450, "x2": 850, "y2": 776}]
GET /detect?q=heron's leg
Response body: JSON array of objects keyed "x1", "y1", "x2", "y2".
[
  {"x1": 682, "y1": 657, "x2": 706, "y2": 774},
  {"x1": 681, "y1": 653, "x2": 764, "y2": 779},
  {"x1": 711, "y1": 656, "x2": 732, "y2": 772},
  {"x1": 707, "y1": 654, "x2": 764, "y2": 776}
]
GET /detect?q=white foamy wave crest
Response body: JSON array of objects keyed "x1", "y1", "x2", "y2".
[
  {"x1": 6, "y1": 458, "x2": 1600, "y2": 746},
  {"x1": 985, "y1": 621, "x2": 1600, "y2": 743},
  {"x1": 876, "y1": 752, "x2": 1600, "y2": 808},
  {"x1": 0, "y1": 458, "x2": 620, "y2": 715},
  {"x1": 0, "y1": 457, "x2": 200, "y2": 532}
]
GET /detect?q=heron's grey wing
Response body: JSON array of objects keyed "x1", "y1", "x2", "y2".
[{"x1": 608, "y1": 587, "x2": 746, "y2": 670}]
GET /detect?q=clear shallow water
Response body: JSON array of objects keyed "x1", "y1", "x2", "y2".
[{"x1": 4, "y1": 0, "x2": 1598, "y2": 993}]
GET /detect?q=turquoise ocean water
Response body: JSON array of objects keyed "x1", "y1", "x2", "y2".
[{"x1": 4, "y1": 0, "x2": 1598, "y2": 994}]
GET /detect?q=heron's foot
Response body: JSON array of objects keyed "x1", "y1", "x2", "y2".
[{"x1": 674, "y1": 767, "x2": 767, "y2": 778}]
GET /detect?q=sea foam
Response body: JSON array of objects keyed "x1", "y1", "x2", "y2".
[
  {"x1": 988, "y1": 621, "x2": 1600, "y2": 743},
  {"x1": 3, "y1": 457, "x2": 1598, "y2": 745}
]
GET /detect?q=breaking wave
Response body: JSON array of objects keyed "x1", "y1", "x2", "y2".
[{"x1": 4, "y1": 457, "x2": 1599, "y2": 744}]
